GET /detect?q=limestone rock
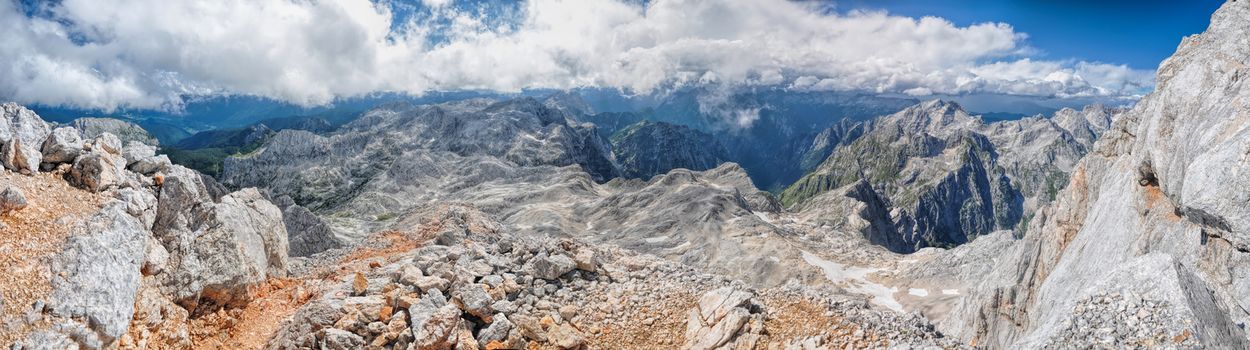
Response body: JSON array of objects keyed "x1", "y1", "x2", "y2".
[
  {"x1": 46, "y1": 202, "x2": 148, "y2": 345},
  {"x1": 0, "y1": 103, "x2": 52, "y2": 173},
  {"x1": 70, "y1": 117, "x2": 159, "y2": 147},
  {"x1": 40, "y1": 126, "x2": 84, "y2": 166},
  {"x1": 409, "y1": 290, "x2": 461, "y2": 350},
  {"x1": 528, "y1": 253, "x2": 576, "y2": 280},
  {"x1": 68, "y1": 141, "x2": 128, "y2": 192},
  {"x1": 0, "y1": 185, "x2": 27, "y2": 214},
  {"x1": 320, "y1": 328, "x2": 365, "y2": 350}
]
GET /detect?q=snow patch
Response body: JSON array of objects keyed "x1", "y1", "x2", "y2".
[
  {"x1": 941, "y1": 289, "x2": 960, "y2": 295},
  {"x1": 908, "y1": 288, "x2": 929, "y2": 297},
  {"x1": 801, "y1": 251, "x2": 902, "y2": 312}
]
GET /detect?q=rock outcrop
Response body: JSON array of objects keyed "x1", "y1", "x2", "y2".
[
  {"x1": 0, "y1": 105, "x2": 297, "y2": 348},
  {"x1": 1, "y1": 103, "x2": 52, "y2": 174},
  {"x1": 69, "y1": 117, "x2": 160, "y2": 147},
  {"x1": 609, "y1": 120, "x2": 729, "y2": 179},
  {"x1": 938, "y1": 1, "x2": 1250, "y2": 347},
  {"x1": 783, "y1": 100, "x2": 1120, "y2": 253}
]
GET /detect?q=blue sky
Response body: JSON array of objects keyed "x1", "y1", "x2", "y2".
[{"x1": 838, "y1": 0, "x2": 1224, "y2": 70}]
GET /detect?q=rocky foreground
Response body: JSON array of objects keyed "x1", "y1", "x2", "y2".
[{"x1": 0, "y1": 103, "x2": 954, "y2": 349}]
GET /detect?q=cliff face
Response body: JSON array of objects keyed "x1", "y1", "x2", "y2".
[
  {"x1": 782, "y1": 101, "x2": 1117, "y2": 253},
  {"x1": 939, "y1": 1, "x2": 1250, "y2": 347},
  {"x1": 609, "y1": 121, "x2": 729, "y2": 179}
]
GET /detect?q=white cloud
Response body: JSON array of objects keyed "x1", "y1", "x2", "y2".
[{"x1": 0, "y1": 0, "x2": 1155, "y2": 111}]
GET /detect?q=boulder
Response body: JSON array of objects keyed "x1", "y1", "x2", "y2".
[
  {"x1": 320, "y1": 328, "x2": 365, "y2": 350},
  {"x1": 528, "y1": 253, "x2": 576, "y2": 280},
  {"x1": 68, "y1": 144, "x2": 127, "y2": 192},
  {"x1": 477, "y1": 313, "x2": 513, "y2": 348},
  {"x1": 409, "y1": 289, "x2": 461, "y2": 350},
  {"x1": 93, "y1": 133, "x2": 123, "y2": 155},
  {"x1": 129, "y1": 154, "x2": 171, "y2": 175},
  {"x1": 0, "y1": 103, "x2": 52, "y2": 173},
  {"x1": 682, "y1": 287, "x2": 764, "y2": 350},
  {"x1": 46, "y1": 202, "x2": 148, "y2": 345},
  {"x1": 452, "y1": 283, "x2": 495, "y2": 320},
  {"x1": 41, "y1": 126, "x2": 84, "y2": 165},
  {"x1": 0, "y1": 186, "x2": 27, "y2": 214},
  {"x1": 547, "y1": 323, "x2": 586, "y2": 349},
  {"x1": 121, "y1": 141, "x2": 157, "y2": 166},
  {"x1": 158, "y1": 184, "x2": 290, "y2": 309}
]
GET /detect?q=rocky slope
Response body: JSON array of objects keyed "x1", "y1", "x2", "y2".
[
  {"x1": 782, "y1": 101, "x2": 1120, "y2": 253},
  {"x1": 1, "y1": 103, "x2": 293, "y2": 348},
  {"x1": 1, "y1": 102, "x2": 958, "y2": 349},
  {"x1": 608, "y1": 121, "x2": 729, "y2": 179},
  {"x1": 915, "y1": 1, "x2": 1250, "y2": 347}
]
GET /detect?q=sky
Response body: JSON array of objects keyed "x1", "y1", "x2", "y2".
[
  {"x1": 837, "y1": 0, "x2": 1224, "y2": 69},
  {"x1": 0, "y1": 0, "x2": 1226, "y2": 112}
]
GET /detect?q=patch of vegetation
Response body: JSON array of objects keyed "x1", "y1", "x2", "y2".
[{"x1": 163, "y1": 141, "x2": 266, "y2": 178}]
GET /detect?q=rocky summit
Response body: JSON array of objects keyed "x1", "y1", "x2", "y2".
[{"x1": 2, "y1": 1, "x2": 1249, "y2": 350}]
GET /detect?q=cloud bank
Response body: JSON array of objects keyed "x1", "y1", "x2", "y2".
[{"x1": 0, "y1": 0, "x2": 1155, "y2": 111}]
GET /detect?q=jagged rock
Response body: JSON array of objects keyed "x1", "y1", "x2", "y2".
[
  {"x1": 94, "y1": 133, "x2": 123, "y2": 155},
  {"x1": 528, "y1": 253, "x2": 576, "y2": 280},
  {"x1": 548, "y1": 323, "x2": 586, "y2": 349},
  {"x1": 46, "y1": 202, "x2": 148, "y2": 345},
  {"x1": 477, "y1": 313, "x2": 513, "y2": 348},
  {"x1": 943, "y1": 2, "x2": 1250, "y2": 348},
  {"x1": 157, "y1": 181, "x2": 290, "y2": 309},
  {"x1": 320, "y1": 328, "x2": 366, "y2": 350},
  {"x1": 409, "y1": 289, "x2": 461, "y2": 350},
  {"x1": 121, "y1": 141, "x2": 156, "y2": 166},
  {"x1": 1, "y1": 103, "x2": 52, "y2": 173},
  {"x1": 68, "y1": 135, "x2": 129, "y2": 192},
  {"x1": 610, "y1": 120, "x2": 729, "y2": 179},
  {"x1": 0, "y1": 185, "x2": 27, "y2": 214},
  {"x1": 129, "y1": 154, "x2": 172, "y2": 175},
  {"x1": 266, "y1": 301, "x2": 344, "y2": 350},
  {"x1": 352, "y1": 272, "x2": 368, "y2": 296},
  {"x1": 41, "y1": 126, "x2": 84, "y2": 166},
  {"x1": 142, "y1": 237, "x2": 169, "y2": 276},
  {"x1": 682, "y1": 287, "x2": 764, "y2": 350},
  {"x1": 283, "y1": 203, "x2": 343, "y2": 257},
  {"x1": 452, "y1": 283, "x2": 495, "y2": 320},
  {"x1": 70, "y1": 117, "x2": 159, "y2": 146}
]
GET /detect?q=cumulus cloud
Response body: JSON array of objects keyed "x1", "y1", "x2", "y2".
[{"x1": 0, "y1": 0, "x2": 1154, "y2": 111}]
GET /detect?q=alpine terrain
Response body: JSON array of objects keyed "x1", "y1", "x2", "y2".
[{"x1": 0, "y1": 0, "x2": 1245, "y2": 349}]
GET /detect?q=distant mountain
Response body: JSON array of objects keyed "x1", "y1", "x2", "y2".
[
  {"x1": 609, "y1": 121, "x2": 729, "y2": 179},
  {"x1": 572, "y1": 89, "x2": 919, "y2": 191},
  {"x1": 782, "y1": 100, "x2": 1120, "y2": 253}
]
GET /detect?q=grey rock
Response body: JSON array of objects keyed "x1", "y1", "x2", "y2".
[
  {"x1": 320, "y1": 328, "x2": 365, "y2": 350},
  {"x1": 610, "y1": 120, "x2": 729, "y2": 179},
  {"x1": 452, "y1": 283, "x2": 494, "y2": 319},
  {"x1": 47, "y1": 202, "x2": 147, "y2": 344},
  {"x1": 528, "y1": 253, "x2": 576, "y2": 280},
  {"x1": 121, "y1": 141, "x2": 156, "y2": 166},
  {"x1": 68, "y1": 145, "x2": 127, "y2": 192},
  {"x1": 409, "y1": 289, "x2": 460, "y2": 350},
  {"x1": 157, "y1": 177, "x2": 289, "y2": 309},
  {"x1": 0, "y1": 186, "x2": 27, "y2": 214},
  {"x1": 282, "y1": 203, "x2": 343, "y2": 257},
  {"x1": 0, "y1": 103, "x2": 52, "y2": 173},
  {"x1": 70, "y1": 117, "x2": 159, "y2": 147},
  {"x1": 40, "y1": 126, "x2": 84, "y2": 165},
  {"x1": 477, "y1": 313, "x2": 513, "y2": 348},
  {"x1": 129, "y1": 154, "x2": 171, "y2": 175}
]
